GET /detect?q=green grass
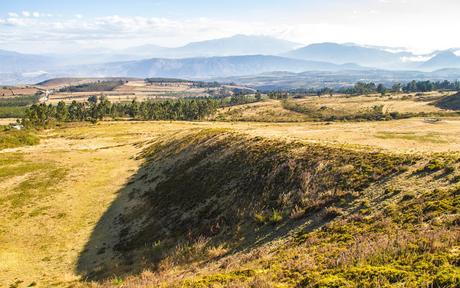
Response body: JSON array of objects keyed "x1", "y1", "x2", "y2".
[
  {"x1": 2, "y1": 168, "x2": 67, "y2": 209},
  {"x1": 0, "y1": 129, "x2": 40, "y2": 150},
  {"x1": 0, "y1": 106, "x2": 27, "y2": 118},
  {"x1": 0, "y1": 152, "x2": 67, "y2": 209},
  {"x1": 375, "y1": 131, "x2": 447, "y2": 143}
]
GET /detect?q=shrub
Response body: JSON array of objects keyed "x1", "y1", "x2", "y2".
[
  {"x1": 308, "y1": 275, "x2": 353, "y2": 288},
  {"x1": 401, "y1": 192, "x2": 416, "y2": 201},
  {"x1": 290, "y1": 205, "x2": 305, "y2": 219},
  {"x1": 269, "y1": 209, "x2": 283, "y2": 225},
  {"x1": 0, "y1": 130, "x2": 39, "y2": 150},
  {"x1": 254, "y1": 213, "x2": 266, "y2": 225},
  {"x1": 432, "y1": 266, "x2": 460, "y2": 287},
  {"x1": 324, "y1": 207, "x2": 344, "y2": 220}
]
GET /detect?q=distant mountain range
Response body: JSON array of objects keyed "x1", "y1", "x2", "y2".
[
  {"x1": 122, "y1": 35, "x2": 303, "y2": 58},
  {"x1": 283, "y1": 43, "x2": 414, "y2": 69},
  {"x1": 419, "y1": 51, "x2": 460, "y2": 70},
  {"x1": 81, "y1": 55, "x2": 366, "y2": 79},
  {"x1": 0, "y1": 49, "x2": 56, "y2": 73},
  {"x1": 2, "y1": 35, "x2": 460, "y2": 85}
]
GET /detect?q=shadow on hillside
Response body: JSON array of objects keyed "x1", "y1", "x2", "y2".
[
  {"x1": 76, "y1": 131, "x2": 409, "y2": 282},
  {"x1": 75, "y1": 159, "x2": 318, "y2": 282},
  {"x1": 434, "y1": 92, "x2": 460, "y2": 110}
]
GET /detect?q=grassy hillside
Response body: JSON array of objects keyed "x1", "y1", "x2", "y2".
[
  {"x1": 212, "y1": 93, "x2": 458, "y2": 123},
  {"x1": 79, "y1": 129, "x2": 459, "y2": 287},
  {"x1": 436, "y1": 93, "x2": 460, "y2": 110},
  {"x1": 0, "y1": 128, "x2": 39, "y2": 150},
  {"x1": 0, "y1": 121, "x2": 458, "y2": 287}
]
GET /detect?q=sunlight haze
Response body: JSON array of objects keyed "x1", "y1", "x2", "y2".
[{"x1": 0, "y1": 0, "x2": 459, "y2": 54}]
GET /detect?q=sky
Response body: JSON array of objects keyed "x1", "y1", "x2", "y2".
[{"x1": 0, "y1": 0, "x2": 459, "y2": 54}]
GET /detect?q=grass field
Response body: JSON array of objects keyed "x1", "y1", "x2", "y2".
[
  {"x1": 213, "y1": 92, "x2": 458, "y2": 123},
  {"x1": 0, "y1": 85, "x2": 459, "y2": 288},
  {"x1": 0, "y1": 118, "x2": 459, "y2": 287}
]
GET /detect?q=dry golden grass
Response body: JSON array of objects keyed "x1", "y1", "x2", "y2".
[
  {"x1": 0, "y1": 118, "x2": 459, "y2": 286},
  {"x1": 294, "y1": 92, "x2": 452, "y2": 114},
  {"x1": 213, "y1": 92, "x2": 455, "y2": 123},
  {"x1": 0, "y1": 118, "x2": 17, "y2": 126},
  {"x1": 213, "y1": 99, "x2": 309, "y2": 122}
]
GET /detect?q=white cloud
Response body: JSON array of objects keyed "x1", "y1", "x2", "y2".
[
  {"x1": 1, "y1": 1, "x2": 460, "y2": 55},
  {"x1": 401, "y1": 55, "x2": 434, "y2": 63}
]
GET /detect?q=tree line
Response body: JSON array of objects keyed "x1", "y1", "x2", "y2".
[
  {"x1": 267, "y1": 80, "x2": 460, "y2": 98},
  {"x1": 21, "y1": 95, "x2": 258, "y2": 128}
]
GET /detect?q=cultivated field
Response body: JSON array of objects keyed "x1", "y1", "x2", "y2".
[
  {"x1": 0, "y1": 86, "x2": 39, "y2": 98},
  {"x1": 45, "y1": 80, "x2": 234, "y2": 104}
]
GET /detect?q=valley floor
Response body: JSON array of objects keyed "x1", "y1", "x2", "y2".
[{"x1": 0, "y1": 119, "x2": 459, "y2": 287}]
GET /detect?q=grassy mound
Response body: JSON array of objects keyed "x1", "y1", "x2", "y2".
[
  {"x1": 435, "y1": 93, "x2": 460, "y2": 110},
  {"x1": 80, "y1": 129, "x2": 460, "y2": 287}
]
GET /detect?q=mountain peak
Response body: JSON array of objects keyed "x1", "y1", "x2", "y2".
[{"x1": 420, "y1": 50, "x2": 460, "y2": 70}]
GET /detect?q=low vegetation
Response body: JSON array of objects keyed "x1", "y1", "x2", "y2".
[
  {"x1": 74, "y1": 128, "x2": 459, "y2": 287},
  {"x1": 0, "y1": 127, "x2": 39, "y2": 150},
  {"x1": 281, "y1": 100, "x2": 411, "y2": 121}
]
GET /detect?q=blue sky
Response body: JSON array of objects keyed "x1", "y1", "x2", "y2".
[
  {"x1": 0, "y1": 0, "x2": 459, "y2": 54},
  {"x1": 0, "y1": 0, "x2": 311, "y2": 18}
]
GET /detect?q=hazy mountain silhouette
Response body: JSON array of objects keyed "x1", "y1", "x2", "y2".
[
  {"x1": 283, "y1": 42, "x2": 413, "y2": 69},
  {"x1": 419, "y1": 51, "x2": 460, "y2": 70},
  {"x1": 85, "y1": 55, "x2": 366, "y2": 78}
]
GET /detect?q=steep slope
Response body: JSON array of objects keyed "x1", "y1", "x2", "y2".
[
  {"x1": 435, "y1": 92, "x2": 460, "y2": 110},
  {"x1": 78, "y1": 129, "x2": 460, "y2": 287}
]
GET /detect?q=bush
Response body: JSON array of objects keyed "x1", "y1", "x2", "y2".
[
  {"x1": 324, "y1": 207, "x2": 344, "y2": 220},
  {"x1": 269, "y1": 209, "x2": 283, "y2": 225},
  {"x1": 254, "y1": 212, "x2": 266, "y2": 225},
  {"x1": 0, "y1": 130, "x2": 39, "y2": 150},
  {"x1": 401, "y1": 192, "x2": 416, "y2": 201}
]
